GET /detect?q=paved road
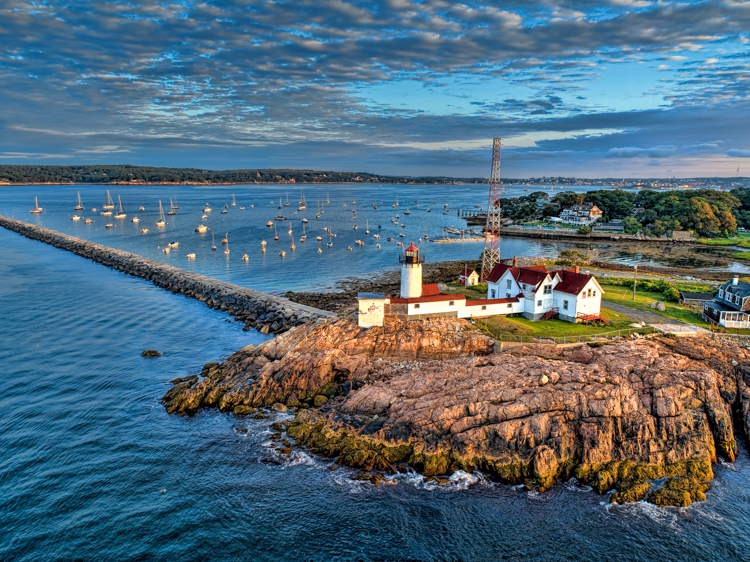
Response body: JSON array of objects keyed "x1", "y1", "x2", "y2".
[{"x1": 603, "y1": 301, "x2": 683, "y2": 324}]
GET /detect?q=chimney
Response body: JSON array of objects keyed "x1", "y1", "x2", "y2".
[
  {"x1": 733, "y1": 275, "x2": 740, "y2": 286},
  {"x1": 513, "y1": 255, "x2": 518, "y2": 267},
  {"x1": 575, "y1": 265, "x2": 580, "y2": 274}
]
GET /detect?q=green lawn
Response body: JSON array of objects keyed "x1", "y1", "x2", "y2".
[
  {"x1": 599, "y1": 283, "x2": 713, "y2": 326},
  {"x1": 696, "y1": 233, "x2": 750, "y2": 247},
  {"x1": 478, "y1": 307, "x2": 638, "y2": 339},
  {"x1": 731, "y1": 251, "x2": 750, "y2": 261}
]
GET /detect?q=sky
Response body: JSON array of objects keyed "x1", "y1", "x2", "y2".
[{"x1": 1, "y1": 0, "x2": 749, "y2": 178}]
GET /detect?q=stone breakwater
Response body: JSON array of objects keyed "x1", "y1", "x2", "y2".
[
  {"x1": 163, "y1": 317, "x2": 750, "y2": 507},
  {"x1": 0, "y1": 216, "x2": 335, "y2": 333}
]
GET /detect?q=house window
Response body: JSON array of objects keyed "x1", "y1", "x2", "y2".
[
  {"x1": 507, "y1": 303, "x2": 512, "y2": 309},
  {"x1": 506, "y1": 293, "x2": 511, "y2": 298},
  {"x1": 719, "y1": 289, "x2": 724, "y2": 298},
  {"x1": 449, "y1": 300, "x2": 455, "y2": 306},
  {"x1": 736, "y1": 296, "x2": 741, "y2": 305},
  {"x1": 506, "y1": 280, "x2": 512, "y2": 289},
  {"x1": 563, "y1": 300, "x2": 569, "y2": 310},
  {"x1": 537, "y1": 300, "x2": 542, "y2": 307},
  {"x1": 481, "y1": 305, "x2": 487, "y2": 310},
  {"x1": 593, "y1": 290, "x2": 597, "y2": 297},
  {"x1": 588, "y1": 288, "x2": 592, "y2": 297},
  {"x1": 491, "y1": 289, "x2": 496, "y2": 298},
  {"x1": 414, "y1": 303, "x2": 420, "y2": 309},
  {"x1": 544, "y1": 285, "x2": 551, "y2": 295}
]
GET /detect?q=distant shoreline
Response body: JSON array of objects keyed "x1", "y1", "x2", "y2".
[{"x1": 0, "y1": 181, "x2": 476, "y2": 186}]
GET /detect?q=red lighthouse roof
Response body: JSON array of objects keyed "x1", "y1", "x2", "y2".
[{"x1": 405, "y1": 242, "x2": 418, "y2": 252}]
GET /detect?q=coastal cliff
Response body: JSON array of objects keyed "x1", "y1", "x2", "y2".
[{"x1": 163, "y1": 317, "x2": 750, "y2": 507}]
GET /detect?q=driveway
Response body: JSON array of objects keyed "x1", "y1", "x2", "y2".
[{"x1": 603, "y1": 301, "x2": 683, "y2": 324}]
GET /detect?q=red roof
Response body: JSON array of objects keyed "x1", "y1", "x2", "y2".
[
  {"x1": 390, "y1": 294, "x2": 465, "y2": 305},
  {"x1": 486, "y1": 263, "x2": 549, "y2": 289},
  {"x1": 465, "y1": 297, "x2": 518, "y2": 306},
  {"x1": 421, "y1": 283, "x2": 441, "y2": 296},
  {"x1": 554, "y1": 271, "x2": 595, "y2": 295},
  {"x1": 485, "y1": 263, "x2": 511, "y2": 283},
  {"x1": 460, "y1": 267, "x2": 477, "y2": 277},
  {"x1": 406, "y1": 242, "x2": 418, "y2": 252}
]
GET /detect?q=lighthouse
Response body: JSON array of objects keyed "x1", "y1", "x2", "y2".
[{"x1": 399, "y1": 242, "x2": 424, "y2": 298}]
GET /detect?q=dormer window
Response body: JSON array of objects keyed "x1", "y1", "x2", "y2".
[
  {"x1": 719, "y1": 289, "x2": 724, "y2": 298},
  {"x1": 736, "y1": 296, "x2": 741, "y2": 305}
]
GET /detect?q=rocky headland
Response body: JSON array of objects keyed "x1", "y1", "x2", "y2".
[{"x1": 162, "y1": 317, "x2": 750, "y2": 507}]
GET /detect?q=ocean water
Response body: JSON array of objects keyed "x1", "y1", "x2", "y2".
[
  {"x1": 3, "y1": 221, "x2": 750, "y2": 561},
  {"x1": 2, "y1": 184, "x2": 746, "y2": 294}
]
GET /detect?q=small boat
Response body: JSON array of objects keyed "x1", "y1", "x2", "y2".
[
  {"x1": 221, "y1": 235, "x2": 228, "y2": 244},
  {"x1": 353, "y1": 225, "x2": 358, "y2": 230},
  {"x1": 71, "y1": 215, "x2": 80, "y2": 221},
  {"x1": 387, "y1": 237, "x2": 394, "y2": 242},
  {"x1": 356, "y1": 240, "x2": 364, "y2": 246},
  {"x1": 92, "y1": 208, "x2": 98, "y2": 212},
  {"x1": 343, "y1": 203, "x2": 347, "y2": 207},
  {"x1": 288, "y1": 224, "x2": 293, "y2": 235},
  {"x1": 326, "y1": 233, "x2": 333, "y2": 247},
  {"x1": 290, "y1": 242, "x2": 296, "y2": 250},
  {"x1": 75, "y1": 192, "x2": 84, "y2": 210},
  {"x1": 203, "y1": 204, "x2": 212, "y2": 212},
  {"x1": 397, "y1": 241, "x2": 403, "y2": 247},
  {"x1": 301, "y1": 218, "x2": 309, "y2": 224},
  {"x1": 374, "y1": 234, "x2": 380, "y2": 239},
  {"x1": 347, "y1": 246, "x2": 353, "y2": 251},
  {"x1": 376, "y1": 244, "x2": 381, "y2": 249},
  {"x1": 331, "y1": 233, "x2": 336, "y2": 238},
  {"x1": 317, "y1": 248, "x2": 322, "y2": 253},
  {"x1": 424, "y1": 234, "x2": 429, "y2": 239},
  {"x1": 323, "y1": 227, "x2": 330, "y2": 232},
  {"x1": 141, "y1": 227, "x2": 148, "y2": 233},
  {"x1": 399, "y1": 233, "x2": 406, "y2": 237},
  {"x1": 298, "y1": 190, "x2": 306, "y2": 210},
  {"x1": 404, "y1": 209, "x2": 411, "y2": 215},
  {"x1": 240, "y1": 206, "x2": 245, "y2": 210},
  {"x1": 316, "y1": 236, "x2": 323, "y2": 241},
  {"x1": 172, "y1": 197, "x2": 179, "y2": 209},
  {"x1": 396, "y1": 214, "x2": 400, "y2": 219},
  {"x1": 224, "y1": 233, "x2": 230, "y2": 254},
  {"x1": 168, "y1": 241, "x2": 179, "y2": 248},
  {"x1": 195, "y1": 224, "x2": 208, "y2": 233},
  {"x1": 261, "y1": 246, "x2": 266, "y2": 253},
  {"x1": 202, "y1": 214, "x2": 208, "y2": 219},
  {"x1": 139, "y1": 206, "x2": 145, "y2": 211},
  {"x1": 106, "y1": 223, "x2": 113, "y2": 229},
  {"x1": 274, "y1": 224, "x2": 279, "y2": 241},
  {"x1": 401, "y1": 224, "x2": 406, "y2": 228},
  {"x1": 274, "y1": 215, "x2": 286, "y2": 221},
  {"x1": 211, "y1": 232, "x2": 217, "y2": 251},
  {"x1": 279, "y1": 251, "x2": 286, "y2": 257},
  {"x1": 284, "y1": 193, "x2": 290, "y2": 207},
  {"x1": 103, "y1": 190, "x2": 115, "y2": 210},
  {"x1": 163, "y1": 247, "x2": 170, "y2": 253},
  {"x1": 156, "y1": 200, "x2": 166, "y2": 227},
  {"x1": 132, "y1": 216, "x2": 140, "y2": 223},
  {"x1": 242, "y1": 254, "x2": 249, "y2": 261},
  {"x1": 266, "y1": 221, "x2": 273, "y2": 227},
  {"x1": 187, "y1": 253, "x2": 196, "y2": 260},
  {"x1": 115, "y1": 195, "x2": 126, "y2": 218},
  {"x1": 366, "y1": 220, "x2": 369, "y2": 234},
  {"x1": 221, "y1": 208, "x2": 228, "y2": 214},
  {"x1": 101, "y1": 210, "x2": 112, "y2": 216},
  {"x1": 426, "y1": 208, "x2": 431, "y2": 213},
  {"x1": 326, "y1": 193, "x2": 330, "y2": 205},
  {"x1": 261, "y1": 240, "x2": 267, "y2": 247},
  {"x1": 85, "y1": 218, "x2": 94, "y2": 224},
  {"x1": 231, "y1": 194, "x2": 236, "y2": 207},
  {"x1": 167, "y1": 198, "x2": 176, "y2": 215},
  {"x1": 300, "y1": 223, "x2": 306, "y2": 242}
]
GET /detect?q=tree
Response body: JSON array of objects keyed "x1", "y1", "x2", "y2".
[{"x1": 621, "y1": 217, "x2": 642, "y2": 234}]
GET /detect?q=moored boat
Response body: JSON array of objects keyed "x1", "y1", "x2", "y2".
[
  {"x1": 71, "y1": 215, "x2": 80, "y2": 221},
  {"x1": 75, "y1": 192, "x2": 84, "y2": 211},
  {"x1": 156, "y1": 200, "x2": 166, "y2": 227},
  {"x1": 187, "y1": 253, "x2": 196, "y2": 260}
]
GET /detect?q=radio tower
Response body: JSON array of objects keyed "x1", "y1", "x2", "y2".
[{"x1": 481, "y1": 138, "x2": 503, "y2": 282}]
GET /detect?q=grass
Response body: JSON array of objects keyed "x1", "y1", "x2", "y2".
[
  {"x1": 731, "y1": 251, "x2": 750, "y2": 261},
  {"x1": 599, "y1": 283, "x2": 712, "y2": 326},
  {"x1": 479, "y1": 307, "x2": 637, "y2": 339},
  {"x1": 443, "y1": 283, "x2": 491, "y2": 300},
  {"x1": 695, "y1": 233, "x2": 750, "y2": 246}
]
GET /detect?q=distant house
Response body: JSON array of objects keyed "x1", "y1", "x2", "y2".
[
  {"x1": 485, "y1": 263, "x2": 605, "y2": 323},
  {"x1": 559, "y1": 203, "x2": 603, "y2": 226},
  {"x1": 592, "y1": 221, "x2": 625, "y2": 234},
  {"x1": 459, "y1": 267, "x2": 479, "y2": 287},
  {"x1": 702, "y1": 276, "x2": 750, "y2": 328}
]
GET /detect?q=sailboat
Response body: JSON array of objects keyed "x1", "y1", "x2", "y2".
[
  {"x1": 221, "y1": 234, "x2": 228, "y2": 244},
  {"x1": 300, "y1": 222, "x2": 306, "y2": 242},
  {"x1": 224, "y1": 233, "x2": 230, "y2": 254},
  {"x1": 326, "y1": 232, "x2": 333, "y2": 247},
  {"x1": 288, "y1": 222, "x2": 293, "y2": 236},
  {"x1": 326, "y1": 193, "x2": 330, "y2": 205},
  {"x1": 167, "y1": 198, "x2": 176, "y2": 215},
  {"x1": 115, "y1": 195, "x2": 126, "y2": 218},
  {"x1": 156, "y1": 200, "x2": 166, "y2": 227},
  {"x1": 231, "y1": 194, "x2": 236, "y2": 207},
  {"x1": 284, "y1": 192, "x2": 290, "y2": 207},
  {"x1": 103, "y1": 190, "x2": 115, "y2": 210},
  {"x1": 75, "y1": 192, "x2": 84, "y2": 210},
  {"x1": 172, "y1": 197, "x2": 179, "y2": 209},
  {"x1": 211, "y1": 231, "x2": 217, "y2": 251},
  {"x1": 298, "y1": 190, "x2": 306, "y2": 210},
  {"x1": 30, "y1": 197, "x2": 43, "y2": 214},
  {"x1": 316, "y1": 201, "x2": 321, "y2": 219},
  {"x1": 274, "y1": 224, "x2": 279, "y2": 241},
  {"x1": 366, "y1": 219, "x2": 369, "y2": 234}
]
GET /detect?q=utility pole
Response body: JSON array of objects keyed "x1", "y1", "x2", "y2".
[
  {"x1": 481, "y1": 138, "x2": 503, "y2": 282},
  {"x1": 633, "y1": 264, "x2": 638, "y2": 300}
]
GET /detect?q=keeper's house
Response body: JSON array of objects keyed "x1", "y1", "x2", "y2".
[
  {"x1": 485, "y1": 262, "x2": 605, "y2": 323},
  {"x1": 702, "y1": 276, "x2": 750, "y2": 328}
]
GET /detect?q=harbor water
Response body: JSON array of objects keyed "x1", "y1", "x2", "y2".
[{"x1": 3, "y1": 185, "x2": 750, "y2": 560}]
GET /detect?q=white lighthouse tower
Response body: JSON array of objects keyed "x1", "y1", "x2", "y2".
[{"x1": 399, "y1": 242, "x2": 424, "y2": 298}]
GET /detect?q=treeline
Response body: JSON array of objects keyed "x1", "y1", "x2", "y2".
[
  {"x1": 502, "y1": 188, "x2": 750, "y2": 238},
  {"x1": 0, "y1": 165, "x2": 484, "y2": 185}
]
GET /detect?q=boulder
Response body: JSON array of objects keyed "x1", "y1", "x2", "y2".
[{"x1": 142, "y1": 349, "x2": 162, "y2": 357}]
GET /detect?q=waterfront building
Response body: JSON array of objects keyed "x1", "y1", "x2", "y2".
[
  {"x1": 559, "y1": 203, "x2": 603, "y2": 226},
  {"x1": 702, "y1": 276, "x2": 750, "y2": 328}
]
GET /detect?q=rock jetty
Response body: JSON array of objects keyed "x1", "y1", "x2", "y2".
[
  {"x1": 162, "y1": 316, "x2": 750, "y2": 507},
  {"x1": 0, "y1": 216, "x2": 334, "y2": 332}
]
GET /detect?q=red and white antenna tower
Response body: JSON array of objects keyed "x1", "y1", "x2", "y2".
[{"x1": 481, "y1": 138, "x2": 503, "y2": 282}]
